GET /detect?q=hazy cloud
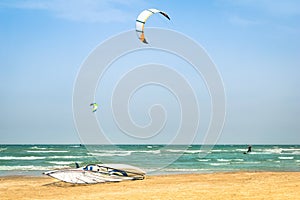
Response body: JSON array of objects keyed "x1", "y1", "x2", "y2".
[
  {"x1": 229, "y1": 15, "x2": 264, "y2": 27},
  {"x1": 225, "y1": 0, "x2": 300, "y2": 16},
  {"x1": 0, "y1": 0, "x2": 146, "y2": 23},
  {"x1": 222, "y1": 0, "x2": 300, "y2": 33}
]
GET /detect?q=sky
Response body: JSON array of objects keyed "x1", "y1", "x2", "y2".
[{"x1": 0, "y1": 0, "x2": 299, "y2": 144}]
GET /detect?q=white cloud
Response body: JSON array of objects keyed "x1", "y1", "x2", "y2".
[{"x1": 0, "y1": 0, "x2": 146, "y2": 23}]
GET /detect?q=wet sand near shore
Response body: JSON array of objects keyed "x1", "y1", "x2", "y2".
[{"x1": 0, "y1": 172, "x2": 299, "y2": 200}]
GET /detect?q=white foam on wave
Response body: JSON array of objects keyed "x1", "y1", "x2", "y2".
[
  {"x1": 236, "y1": 149, "x2": 247, "y2": 152},
  {"x1": 165, "y1": 149, "x2": 184, "y2": 153},
  {"x1": 280, "y1": 148, "x2": 300, "y2": 151},
  {"x1": 0, "y1": 165, "x2": 71, "y2": 171},
  {"x1": 234, "y1": 161, "x2": 261, "y2": 164},
  {"x1": 278, "y1": 156, "x2": 294, "y2": 160},
  {"x1": 139, "y1": 150, "x2": 161, "y2": 154},
  {"x1": 210, "y1": 158, "x2": 244, "y2": 163},
  {"x1": 165, "y1": 149, "x2": 207, "y2": 153},
  {"x1": 0, "y1": 156, "x2": 46, "y2": 160},
  {"x1": 30, "y1": 146, "x2": 47, "y2": 150},
  {"x1": 248, "y1": 148, "x2": 282, "y2": 154},
  {"x1": 264, "y1": 148, "x2": 283, "y2": 154},
  {"x1": 211, "y1": 149, "x2": 229, "y2": 152},
  {"x1": 217, "y1": 159, "x2": 231, "y2": 162},
  {"x1": 248, "y1": 152, "x2": 272, "y2": 155},
  {"x1": 49, "y1": 156, "x2": 89, "y2": 159},
  {"x1": 92, "y1": 150, "x2": 161, "y2": 155},
  {"x1": 197, "y1": 159, "x2": 210, "y2": 162},
  {"x1": 0, "y1": 148, "x2": 7, "y2": 152},
  {"x1": 48, "y1": 161, "x2": 76, "y2": 165},
  {"x1": 249, "y1": 147, "x2": 300, "y2": 155},
  {"x1": 209, "y1": 163, "x2": 230, "y2": 166},
  {"x1": 26, "y1": 150, "x2": 69, "y2": 153},
  {"x1": 232, "y1": 159, "x2": 244, "y2": 162},
  {"x1": 185, "y1": 150, "x2": 207, "y2": 154},
  {"x1": 88, "y1": 152, "x2": 131, "y2": 157},
  {"x1": 281, "y1": 149, "x2": 300, "y2": 155},
  {"x1": 245, "y1": 148, "x2": 300, "y2": 155}
]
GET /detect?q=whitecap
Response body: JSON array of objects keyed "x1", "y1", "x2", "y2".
[
  {"x1": 165, "y1": 149, "x2": 185, "y2": 153},
  {"x1": 234, "y1": 161, "x2": 261, "y2": 164},
  {"x1": 264, "y1": 148, "x2": 282, "y2": 154},
  {"x1": 0, "y1": 148, "x2": 7, "y2": 152},
  {"x1": 197, "y1": 159, "x2": 210, "y2": 162},
  {"x1": 26, "y1": 150, "x2": 69, "y2": 153},
  {"x1": 30, "y1": 146, "x2": 47, "y2": 150},
  {"x1": 49, "y1": 156, "x2": 88, "y2": 159},
  {"x1": 0, "y1": 156, "x2": 45, "y2": 160},
  {"x1": 132, "y1": 150, "x2": 161, "y2": 154},
  {"x1": 217, "y1": 159, "x2": 231, "y2": 162},
  {"x1": 236, "y1": 149, "x2": 247, "y2": 152},
  {"x1": 278, "y1": 156, "x2": 294, "y2": 160},
  {"x1": 165, "y1": 149, "x2": 206, "y2": 153},
  {"x1": 92, "y1": 150, "x2": 161, "y2": 155},
  {"x1": 232, "y1": 159, "x2": 244, "y2": 162},
  {"x1": 185, "y1": 150, "x2": 206, "y2": 154},
  {"x1": 211, "y1": 149, "x2": 229, "y2": 152},
  {"x1": 88, "y1": 152, "x2": 131, "y2": 157},
  {"x1": 0, "y1": 165, "x2": 70, "y2": 171},
  {"x1": 209, "y1": 163, "x2": 230, "y2": 166},
  {"x1": 48, "y1": 161, "x2": 76, "y2": 165}
]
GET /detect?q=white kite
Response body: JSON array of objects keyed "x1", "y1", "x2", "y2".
[
  {"x1": 136, "y1": 8, "x2": 170, "y2": 44},
  {"x1": 44, "y1": 163, "x2": 146, "y2": 184}
]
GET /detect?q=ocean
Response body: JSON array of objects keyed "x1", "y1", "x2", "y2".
[{"x1": 0, "y1": 145, "x2": 299, "y2": 176}]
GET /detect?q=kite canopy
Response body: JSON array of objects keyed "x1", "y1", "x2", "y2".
[
  {"x1": 90, "y1": 103, "x2": 98, "y2": 112},
  {"x1": 135, "y1": 8, "x2": 170, "y2": 44}
]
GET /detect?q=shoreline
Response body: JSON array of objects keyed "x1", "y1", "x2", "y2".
[
  {"x1": 1, "y1": 169, "x2": 300, "y2": 177},
  {"x1": 1, "y1": 168, "x2": 300, "y2": 177},
  {"x1": 1, "y1": 171, "x2": 299, "y2": 199}
]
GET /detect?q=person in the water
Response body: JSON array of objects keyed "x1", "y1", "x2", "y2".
[
  {"x1": 247, "y1": 145, "x2": 252, "y2": 153},
  {"x1": 243, "y1": 145, "x2": 252, "y2": 154},
  {"x1": 244, "y1": 145, "x2": 252, "y2": 154}
]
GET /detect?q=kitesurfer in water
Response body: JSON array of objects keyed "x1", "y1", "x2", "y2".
[
  {"x1": 247, "y1": 145, "x2": 252, "y2": 153},
  {"x1": 244, "y1": 145, "x2": 252, "y2": 154},
  {"x1": 243, "y1": 145, "x2": 252, "y2": 154}
]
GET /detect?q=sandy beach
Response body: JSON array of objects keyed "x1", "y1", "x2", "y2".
[{"x1": 0, "y1": 172, "x2": 299, "y2": 200}]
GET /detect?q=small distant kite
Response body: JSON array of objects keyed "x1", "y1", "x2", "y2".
[
  {"x1": 135, "y1": 8, "x2": 170, "y2": 44},
  {"x1": 90, "y1": 103, "x2": 98, "y2": 112}
]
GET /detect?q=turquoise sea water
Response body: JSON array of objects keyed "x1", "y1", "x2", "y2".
[{"x1": 0, "y1": 145, "x2": 299, "y2": 176}]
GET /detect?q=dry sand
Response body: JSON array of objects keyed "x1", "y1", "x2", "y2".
[{"x1": 0, "y1": 172, "x2": 299, "y2": 200}]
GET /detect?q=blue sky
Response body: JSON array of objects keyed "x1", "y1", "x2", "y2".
[{"x1": 0, "y1": 0, "x2": 299, "y2": 144}]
